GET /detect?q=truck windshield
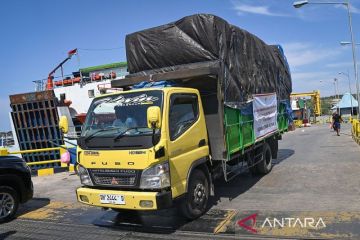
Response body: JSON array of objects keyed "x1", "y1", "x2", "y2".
[{"x1": 81, "y1": 90, "x2": 163, "y2": 139}]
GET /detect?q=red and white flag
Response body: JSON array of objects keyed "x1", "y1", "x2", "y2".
[{"x1": 68, "y1": 48, "x2": 77, "y2": 57}]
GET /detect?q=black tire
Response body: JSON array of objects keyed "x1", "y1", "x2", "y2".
[
  {"x1": 257, "y1": 142, "x2": 273, "y2": 174},
  {"x1": 0, "y1": 186, "x2": 19, "y2": 223},
  {"x1": 180, "y1": 169, "x2": 209, "y2": 220}
]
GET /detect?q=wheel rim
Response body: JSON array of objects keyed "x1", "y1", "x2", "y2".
[
  {"x1": 192, "y1": 183, "x2": 207, "y2": 209},
  {"x1": 0, "y1": 192, "x2": 15, "y2": 219}
]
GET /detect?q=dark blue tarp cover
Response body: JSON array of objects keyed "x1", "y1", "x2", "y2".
[{"x1": 125, "y1": 14, "x2": 292, "y2": 103}]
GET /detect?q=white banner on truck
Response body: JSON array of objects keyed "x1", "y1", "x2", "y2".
[{"x1": 253, "y1": 93, "x2": 278, "y2": 140}]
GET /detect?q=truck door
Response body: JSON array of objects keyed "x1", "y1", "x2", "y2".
[{"x1": 167, "y1": 92, "x2": 208, "y2": 198}]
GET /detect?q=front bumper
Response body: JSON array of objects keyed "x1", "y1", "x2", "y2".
[{"x1": 76, "y1": 187, "x2": 172, "y2": 210}]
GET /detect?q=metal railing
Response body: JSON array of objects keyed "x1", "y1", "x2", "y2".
[
  {"x1": 0, "y1": 146, "x2": 67, "y2": 167},
  {"x1": 351, "y1": 117, "x2": 360, "y2": 145}
]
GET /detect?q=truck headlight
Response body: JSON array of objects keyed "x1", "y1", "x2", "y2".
[
  {"x1": 78, "y1": 165, "x2": 93, "y2": 186},
  {"x1": 140, "y1": 162, "x2": 170, "y2": 189}
]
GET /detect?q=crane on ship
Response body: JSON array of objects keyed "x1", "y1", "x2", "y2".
[{"x1": 46, "y1": 48, "x2": 77, "y2": 90}]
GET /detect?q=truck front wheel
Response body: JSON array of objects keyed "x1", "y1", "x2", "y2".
[
  {"x1": 180, "y1": 169, "x2": 209, "y2": 219},
  {"x1": 257, "y1": 142, "x2": 273, "y2": 174}
]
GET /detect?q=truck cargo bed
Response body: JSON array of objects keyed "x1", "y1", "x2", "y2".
[{"x1": 224, "y1": 101, "x2": 288, "y2": 160}]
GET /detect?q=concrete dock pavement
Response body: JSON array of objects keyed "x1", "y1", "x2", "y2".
[
  {"x1": 1, "y1": 123, "x2": 360, "y2": 239},
  {"x1": 211, "y1": 123, "x2": 360, "y2": 212}
]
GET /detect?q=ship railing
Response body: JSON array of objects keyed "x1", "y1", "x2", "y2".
[
  {"x1": 351, "y1": 117, "x2": 360, "y2": 145},
  {"x1": 33, "y1": 73, "x2": 121, "y2": 92}
]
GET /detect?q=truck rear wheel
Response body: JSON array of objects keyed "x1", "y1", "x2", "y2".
[
  {"x1": 257, "y1": 142, "x2": 273, "y2": 174},
  {"x1": 180, "y1": 169, "x2": 209, "y2": 220}
]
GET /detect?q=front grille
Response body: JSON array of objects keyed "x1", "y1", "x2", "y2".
[{"x1": 89, "y1": 169, "x2": 139, "y2": 187}]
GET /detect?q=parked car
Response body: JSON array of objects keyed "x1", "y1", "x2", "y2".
[{"x1": 0, "y1": 156, "x2": 33, "y2": 222}]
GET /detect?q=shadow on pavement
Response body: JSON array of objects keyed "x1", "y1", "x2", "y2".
[
  {"x1": 16, "y1": 198, "x2": 50, "y2": 217},
  {"x1": 273, "y1": 148, "x2": 295, "y2": 165},
  {"x1": 0, "y1": 231, "x2": 16, "y2": 239},
  {"x1": 211, "y1": 148, "x2": 294, "y2": 203},
  {"x1": 94, "y1": 207, "x2": 234, "y2": 234},
  {"x1": 211, "y1": 173, "x2": 263, "y2": 203},
  {"x1": 94, "y1": 148, "x2": 295, "y2": 234},
  {"x1": 94, "y1": 208, "x2": 196, "y2": 234}
]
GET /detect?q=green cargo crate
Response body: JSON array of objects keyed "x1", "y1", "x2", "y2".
[{"x1": 224, "y1": 102, "x2": 288, "y2": 159}]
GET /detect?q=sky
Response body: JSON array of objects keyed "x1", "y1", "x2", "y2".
[{"x1": 1, "y1": 0, "x2": 360, "y2": 131}]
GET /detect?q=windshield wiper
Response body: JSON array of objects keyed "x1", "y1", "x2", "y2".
[
  {"x1": 84, "y1": 127, "x2": 123, "y2": 142},
  {"x1": 113, "y1": 127, "x2": 147, "y2": 141}
]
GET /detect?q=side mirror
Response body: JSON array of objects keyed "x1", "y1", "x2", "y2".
[
  {"x1": 147, "y1": 106, "x2": 161, "y2": 129},
  {"x1": 59, "y1": 116, "x2": 69, "y2": 134}
]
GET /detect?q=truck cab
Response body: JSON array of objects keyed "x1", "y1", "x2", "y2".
[{"x1": 70, "y1": 87, "x2": 211, "y2": 219}]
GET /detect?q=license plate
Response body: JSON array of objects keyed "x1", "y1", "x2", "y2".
[{"x1": 99, "y1": 194, "x2": 125, "y2": 205}]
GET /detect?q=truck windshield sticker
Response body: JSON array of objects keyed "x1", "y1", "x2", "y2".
[
  {"x1": 92, "y1": 94, "x2": 159, "y2": 107},
  {"x1": 92, "y1": 97, "x2": 112, "y2": 107},
  {"x1": 111, "y1": 94, "x2": 159, "y2": 106}
]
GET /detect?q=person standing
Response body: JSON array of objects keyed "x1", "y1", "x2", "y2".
[{"x1": 332, "y1": 110, "x2": 343, "y2": 136}]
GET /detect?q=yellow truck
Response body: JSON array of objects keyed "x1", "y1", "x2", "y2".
[{"x1": 59, "y1": 14, "x2": 292, "y2": 219}]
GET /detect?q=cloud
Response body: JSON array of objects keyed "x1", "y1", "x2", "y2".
[
  {"x1": 292, "y1": 71, "x2": 330, "y2": 80},
  {"x1": 335, "y1": 4, "x2": 360, "y2": 14},
  {"x1": 282, "y1": 42, "x2": 343, "y2": 69},
  {"x1": 282, "y1": 42, "x2": 354, "y2": 95},
  {"x1": 351, "y1": 5, "x2": 360, "y2": 13},
  {"x1": 291, "y1": 70, "x2": 357, "y2": 96},
  {"x1": 232, "y1": 2, "x2": 289, "y2": 17},
  {"x1": 325, "y1": 61, "x2": 354, "y2": 68},
  {"x1": 291, "y1": 71, "x2": 335, "y2": 96}
]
